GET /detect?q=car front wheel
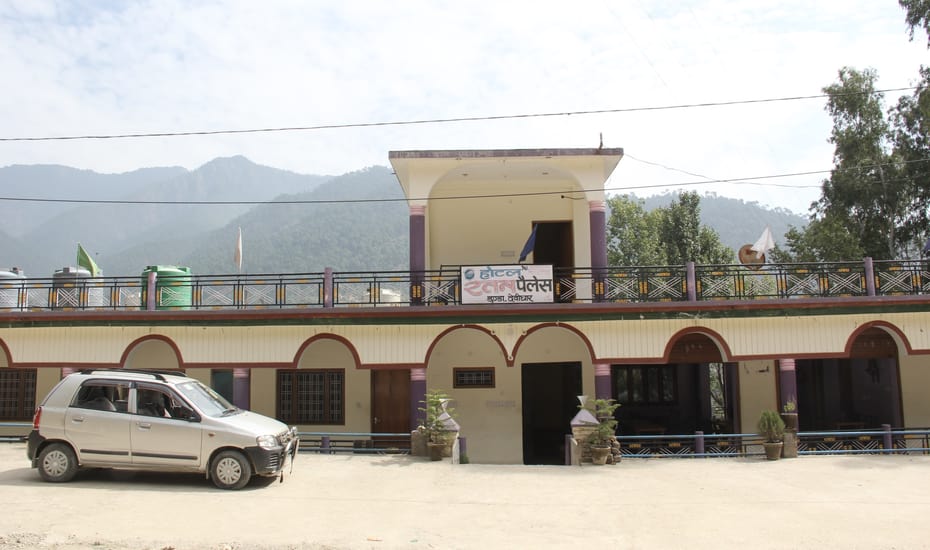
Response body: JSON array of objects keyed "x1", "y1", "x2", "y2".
[
  {"x1": 38, "y1": 443, "x2": 78, "y2": 483},
  {"x1": 211, "y1": 450, "x2": 252, "y2": 490}
]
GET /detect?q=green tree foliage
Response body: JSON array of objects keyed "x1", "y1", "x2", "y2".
[
  {"x1": 900, "y1": 0, "x2": 930, "y2": 46},
  {"x1": 607, "y1": 191, "x2": 733, "y2": 266},
  {"x1": 891, "y1": 66, "x2": 930, "y2": 248},
  {"x1": 606, "y1": 195, "x2": 663, "y2": 265},
  {"x1": 816, "y1": 67, "x2": 906, "y2": 260}
]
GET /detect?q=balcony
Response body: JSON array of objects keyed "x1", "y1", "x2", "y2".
[{"x1": 0, "y1": 259, "x2": 926, "y2": 312}]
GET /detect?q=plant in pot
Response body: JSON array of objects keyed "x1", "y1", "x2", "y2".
[
  {"x1": 581, "y1": 398, "x2": 620, "y2": 465},
  {"x1": 757, "y1": 409, "x2": 785, "y2": 460},
  {"x1": 781, "y1": 397, "x2": 798, "y2": 431},
  {"x1": 419, "y1": 389, "x2": 457, "y2": 461}
]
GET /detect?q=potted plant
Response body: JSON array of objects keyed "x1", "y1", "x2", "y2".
[
  {"x1": 581, "y1": 398, "x2": 620, "y2": 465},
  {"x1": 419, "y1": 389, "x2": 457, "y2": 461},
  {"x1": 757, "y1": 410, "x2": 785, "y2": 460},
  {"x1": 781, "y1": 398, "x2": 798, "y2": 431}
]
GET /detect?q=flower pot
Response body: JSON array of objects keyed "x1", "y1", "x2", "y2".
[
  {"x1": 763, "y1": 441, "x2": 783, "y2": 460},
  {"x1": 427, "y1": 442, "x2": 444, "y2": 461},
  {"x1": 590, "y1": 445, "x2": 611, "y2": 465},
  {"x1": 781, "y1": 413, "x2": 799, "y2": 431}
]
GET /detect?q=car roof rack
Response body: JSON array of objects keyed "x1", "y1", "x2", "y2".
[{"x1": 77, "y1": 368, "x2": 189, "y2": 382}]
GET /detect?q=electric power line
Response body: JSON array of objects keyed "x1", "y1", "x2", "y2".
[
  {"x1": 0, "y1": 157, "x2": 925, "y2": 206},
  {"x1": 0, "y1": 87, "x2": 917, "y2": 142}
]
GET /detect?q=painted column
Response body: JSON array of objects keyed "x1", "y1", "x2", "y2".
[
  {"x1": 589, "y1": 200, "x2": 608, "y2": 303},
  {"x1": 594, "y1": 363, "x2": 612, "y2": 400},
  {"x1": 778, "y1": 358, "x2": 798, "y2": 412},
  {"x1": 410, "y1": 368, "x2": 427, "y2": 431},
  {"x1": 233, "y1": 368, "x2": 251, "y2": 410},
  {"x1": 409, "y1": 205, "x2": 426, "y2": 305}
]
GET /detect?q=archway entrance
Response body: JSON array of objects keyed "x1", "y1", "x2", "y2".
[
  {"x1": 796, "y1": 328, "x2": 903, "y2": 430},
  {"x1": 521, "y1": 362, "x2": 581, "y2": 465}
]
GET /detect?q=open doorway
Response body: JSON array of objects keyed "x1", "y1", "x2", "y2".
[
  {"x1": 528, "y1": 221, "x2": 573, "y2": 269},
  {"x1": 521, "y1": 362, "x2": 582, "y2": 465}
]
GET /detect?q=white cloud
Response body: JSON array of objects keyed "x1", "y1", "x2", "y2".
[{"x1": 0, "y1": 0, "x2": 925, "y2": 214}]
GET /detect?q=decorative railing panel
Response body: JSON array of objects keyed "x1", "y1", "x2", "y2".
[
  {"x1": 874, "y1": 260, "x2": 928, "y2": 296},
  {"x1": 0, "y1": 259, "x2": 924, "y2": 311},
  {"x1": 601, "y1": 266, "x2": 687, "y2": 302}
]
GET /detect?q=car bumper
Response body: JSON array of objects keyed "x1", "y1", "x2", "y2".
[
  {"x1": 244, "y1": 435, "x2": 299, "y2": 477},
  {"x1": 26, "y1": 430, "x2": 45, "y2": 465}
]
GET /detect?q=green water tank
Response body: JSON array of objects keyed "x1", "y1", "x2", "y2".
[{"x1": 141, "y1": 265, "x2": 193, "y2": 310}]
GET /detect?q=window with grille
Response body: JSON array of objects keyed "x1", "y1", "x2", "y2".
[
  {"x1": 0, "y1": 369, "x2": 37, "y2": 420},
  {"x1": 277, "y1": 370, "x2": 344, "y2": 424},
  {"x1": 613, "y1": 365, "x2": 677, "y2": 405},
  {"x1": 453, "y1": 367, "x2": 495, "y2": 388}
]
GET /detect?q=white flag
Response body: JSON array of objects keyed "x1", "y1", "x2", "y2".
[
  {"x1": 234, "y1": 227, "x2": 242, "y2": 272},
  {"x1": 750, "y1": 226, "x2": 775, "y2": 259}
]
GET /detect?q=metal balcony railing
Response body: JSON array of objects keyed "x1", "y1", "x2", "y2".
[{"x1": 0, "y1": 258, "x2": 925, "y2": 312}]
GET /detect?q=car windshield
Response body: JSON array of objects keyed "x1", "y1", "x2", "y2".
[{"x1": 176, "y1": 380, "x2": 237, "y2": 418}]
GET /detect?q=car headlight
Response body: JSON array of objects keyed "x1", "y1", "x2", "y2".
[{"x1": 256, "y1": 434, "x2": 278, "y2": 449}]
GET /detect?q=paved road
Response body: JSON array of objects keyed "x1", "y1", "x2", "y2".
[{"x1": 1, "y1": 443, "x2": 929, "y2": 549}]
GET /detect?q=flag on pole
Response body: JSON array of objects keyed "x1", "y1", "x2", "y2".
[
  {"x1": 750, "y1": 226, "x2": 775, "y2": 260},
  {"x1": 234, "y1": 227, "x2": 242, "y2": 272},
  {"x1": 76, "y1": 243, "x2": 101, "y2": 277},
  {"x1": 518, "y1": 224, "x2": 538, "y2": 263}
]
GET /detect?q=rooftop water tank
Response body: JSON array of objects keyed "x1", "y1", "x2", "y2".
[
  {"x1": 141, "y1": 265, "x2": 193, "y2": 310},
  {"x1": 52, "y1": 266, "x2": 104, "y2": 309},
  {"x1": 0, "y1": 267, "x2": 27, "y2": 310}
]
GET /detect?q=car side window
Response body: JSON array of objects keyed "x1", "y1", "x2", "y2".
[
  {"x1": 135, "y1": 386, "x2": 195, "y2": 420},
  {"x1": 72, "y1": 381, "x2": 130, "y2": 413}
]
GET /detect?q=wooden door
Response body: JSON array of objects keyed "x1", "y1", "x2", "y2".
[{"x1": 371, "y1": 370, "x2": 410, "y2": 448}]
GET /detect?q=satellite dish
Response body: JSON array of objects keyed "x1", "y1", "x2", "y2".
[{"x1": 738, "y1": 244, "x2": 765, "y2": 270}]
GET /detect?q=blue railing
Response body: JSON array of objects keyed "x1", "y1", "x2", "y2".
[{"x1": 297, "y1": 431, "x2": 411, "y2": 454}]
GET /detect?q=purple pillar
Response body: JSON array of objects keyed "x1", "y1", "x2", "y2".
[
  {"x1": 686, "y1": 261, "x2": 697, "y2": 302},
  {"x1": 232, "y1": 368, "x2": 250, "y2": 410},
  {"x1": 409, "y1": 205, "x2": 426, "y2": 305},
  {"x1": 594, "y1": 363, "x2": 612, "y2": 400},
  {"x1": 410, "y1": 368, "x2": 427, "y2": 431},
  {"x1": 778, "y1": 359, "x2": 798, "y2": 412},
  {"x1": 864, "y1": 257, "x2": 876, "y2": 296},
  {"x1": 589, "y1": 200, "x2": 608, "y2": 302},
  {"x1": 324, "y1": 267, "x2": 333, "y2": 307},
  {"x1": 146, "y1": 271, "x2": 157, "y2": 311}
]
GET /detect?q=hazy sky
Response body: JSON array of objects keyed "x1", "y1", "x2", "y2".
[{"x1": 0, "y1": 0, "x2": 926, "y2": 214}]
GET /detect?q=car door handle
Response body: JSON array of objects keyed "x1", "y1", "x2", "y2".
[
  {"x1": 71, "y1": 416, "x2": 84, "y2": 423},
  {"x1": 137, "y1": 422, "x2": 152, "y2": 430}
]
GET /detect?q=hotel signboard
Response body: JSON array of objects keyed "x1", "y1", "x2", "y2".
[{"x1": 460, "y1": 265, "x2": 554, "y2": 305}]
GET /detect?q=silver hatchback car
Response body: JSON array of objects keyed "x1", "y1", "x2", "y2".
[{"x1": 27, "y1": 369, "x2": 299, "y2": 490}]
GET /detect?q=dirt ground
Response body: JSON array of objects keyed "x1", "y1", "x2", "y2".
[{"x1": 1, "y1": 443, "x2": 929, "y2": 549}]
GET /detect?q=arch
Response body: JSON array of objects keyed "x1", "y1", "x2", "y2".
[
  {"x1": 511, "y1": 322, "x2": 596, "y2": 366},
  {"x1": 844, "y1": 321, "x2": 912, "y2": 358},
  {"x1": 424, "y1": 324, "x2": 510, "y2": 367},
  {"x1": 662, "y1": 327, "x2": 734, "y2": 363},
  {"x1": 292, "y1": 333, "x2": 362, "y2": 370},
  {"x1": 120, "y1": 334, "x2": 183, "y2": 370},
  {"x1": 0, "y1": 338, "x2": 12, "y2": 368}
]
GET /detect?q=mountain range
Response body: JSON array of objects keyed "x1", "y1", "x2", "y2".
[{"x1": 0, "y1": 157, "x2": 807, "y2": 277}]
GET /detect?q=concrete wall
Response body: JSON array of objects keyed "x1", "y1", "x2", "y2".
[
  {"x1": 427, "y1": 327, "x2": 516, "y2": 463},
  {"x1": 899, "y1": 354, "x2": 930, "y2": 427},
  {"x1": 737, "y1": 359, "x2": 777, "y2": 433}
]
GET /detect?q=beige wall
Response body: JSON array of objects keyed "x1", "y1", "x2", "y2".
[
  {"x1": 737, "y1": 360, "x2": 777, "y2": 433},
  {"x1": 899, "y1": 355, "x2": 930, "y2": 426},
  {"x1": 123, "y1": 339, "x2": 180, "y2": 370},
  {"x1": 427, "y1": 179, "x2": 579, "y2": 268},
  {"x1": 185, "y1": 368, "x2": 211, "y2": 386},
  {"x1": 427, "y1": 328, "x2": 516, "y2": 464},
  {"x1": 295, "y1": 337, "x2": 372, "y2": 433}
]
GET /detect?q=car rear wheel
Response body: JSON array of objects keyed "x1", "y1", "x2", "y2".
[
  {"x1": 211, "y1": 450, "x2": 251, "y2": 490},
  {"x1": 38, "y1": 443, "x2": 78, "y2": 483}
]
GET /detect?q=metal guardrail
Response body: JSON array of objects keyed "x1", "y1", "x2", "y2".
[
  {"x1": 606, "y1": 427, "x2": 930, "y2": 459},
  {"x1": 297, "y1": 431, "x2": 411, "y2": 454},
  {"x1": 0, "y1": 422, "x2": 31, "y2": 442},
  {"x1": 0, "y1": 258, "x2": 925, "y2": 312}
]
